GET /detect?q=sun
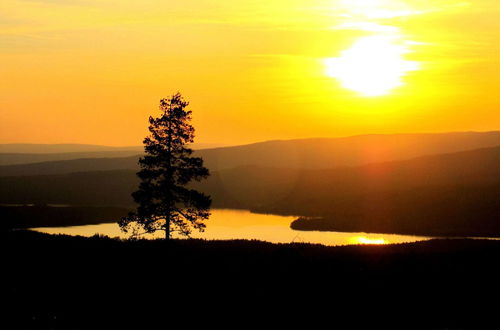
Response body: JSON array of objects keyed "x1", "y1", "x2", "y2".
[{"x1": 325, "y1": 35, "x2": 419, "y2": 97}]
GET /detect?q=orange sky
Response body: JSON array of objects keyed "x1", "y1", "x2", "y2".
[{"x1": 1, "y1": 0, "x2": 500, "y2": 146}]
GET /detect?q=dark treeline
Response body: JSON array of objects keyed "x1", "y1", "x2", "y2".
[
  {"x1": 289, "y1": 185, "x2": 500, "y2": 237},
  {"x1": 3, "y1": 230, "x2": 500, "y2": 328},
  {"x1": 0, "y1": 205, "x2": 131, "y2": 230},
  {"x1": 0, "y1": 170, "x2": 138, "y2": 206}
]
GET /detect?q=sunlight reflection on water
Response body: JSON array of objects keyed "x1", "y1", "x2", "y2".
[{"x1": 31, "y1": 209, "x2": 432, "y2": 246}]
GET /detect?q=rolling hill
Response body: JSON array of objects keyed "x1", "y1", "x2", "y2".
[
  {"x1": 197, "y1": 130, "x2": 500, "y2": 171},
  {"x1": 0, "y1": 151, "x2": 142, "y2": 166},
  {"x1": 2, "y1": 131, "x2": 500, "y2": 176},
  {"x1": 0, "y1": 156, "x2": 140, "y2": 177}
]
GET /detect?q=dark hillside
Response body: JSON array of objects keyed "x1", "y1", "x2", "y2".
[
  {"x1": 2, "y1": 230, "x2": 500, "y2": 328},
  {"x1": 0, "y1": 170, "x2": 138, "y2": 206},
  {"x1": 0, "y1": 156, "x2": 140, "y2": 177}
]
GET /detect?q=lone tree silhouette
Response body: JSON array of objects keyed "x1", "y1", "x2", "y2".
[{"x1": 119, "y1": 93, "x2": 211, "y2": 240}]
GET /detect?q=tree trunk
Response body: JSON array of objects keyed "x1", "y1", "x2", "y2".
[
  {"x1": 165, "y1": 105, "x2": 173, "y2": 241},
  {"x1": 165, "y1": 212, "x2": 170, "y2": 241}
]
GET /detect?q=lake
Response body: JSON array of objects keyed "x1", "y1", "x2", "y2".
[{"x1": 31, "y1": 208, "x2": 433, "y2": 246}]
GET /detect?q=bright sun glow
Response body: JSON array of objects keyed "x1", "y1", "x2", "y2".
[
  {"x1": 350, "y1": 236, "x2": 388, "y2": 245},
  {"x1": 325, "y1": 35, "x2": 420, "y2": 96}
]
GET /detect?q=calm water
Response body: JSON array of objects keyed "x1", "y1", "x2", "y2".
[{"x1": 31, "y1": 209, "x2": 433, "y2": 246}]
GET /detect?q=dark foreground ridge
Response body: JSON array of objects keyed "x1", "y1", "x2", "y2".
[{"x1": 3, "y1": 230, "x2": 500, "y2": 329}]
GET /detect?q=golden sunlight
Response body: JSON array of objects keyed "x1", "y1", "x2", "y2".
[
  {"x1": 325, "y1": 0, "x2": 422, "y2": 97},
  {"x1": 349, "y1": 236, "x2": 388, "y2": 245},
  {"x1": 325, "y1": 35, "x2": 420, "y2": 97},
  {"x1": 338, "y1": 0, "x2": 423, "y2": 19}
]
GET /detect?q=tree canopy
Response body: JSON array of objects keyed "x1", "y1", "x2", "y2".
[{"x1": 119, "y1": 93, "x2": 211, "y2": 239}]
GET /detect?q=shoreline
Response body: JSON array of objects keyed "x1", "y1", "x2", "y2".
[{"x1": 291, "y1": 215, "x2": 500, "y2": 239}]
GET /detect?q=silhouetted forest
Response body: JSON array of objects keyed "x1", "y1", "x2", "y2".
[
  {"x1": 3, "y1": 230, "x2": 500, "y2": 328},
  {"x1": 0, "y1": 170, "x2": 138, "y2": 206},
  {"x1": 0, "y1": 205, "x2": 130, "y2": 230}
]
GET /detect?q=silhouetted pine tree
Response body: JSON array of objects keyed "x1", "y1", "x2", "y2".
[{"x1": 119, "y1": 93, "x2": 211, "y2": 240}]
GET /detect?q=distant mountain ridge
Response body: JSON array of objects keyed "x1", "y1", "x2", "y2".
[
  {"x1": 0, "y1": 144, "x2": 143, "y2": 154},
  {"x1": 0, "y1": 142, "x2": 225, "y2": 154},
  {"x1": 2, "y1": 131, "x2": 500, "y2": 175},
  {"x1": 1, "y1": 145, "x2": 500, "y2": 208},
  {"x1": 0, "y1": 151, "x2": 142, "y2": 166},
  {"x1": 197, "y1": 130, "x2": 500, "y2": 171},
  {"x1": 0, "y1": 143, "x2": 226, "y2": 166}
]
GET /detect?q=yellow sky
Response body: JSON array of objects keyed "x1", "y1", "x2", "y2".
[{"x1": 1, "y1": 0, "x2": 500, "y2": 146}]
